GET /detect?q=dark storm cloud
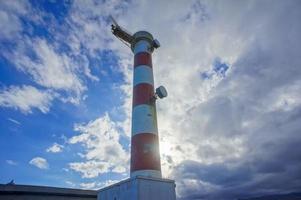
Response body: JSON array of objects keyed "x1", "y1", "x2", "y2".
[
  {"x1": 176, "y1": 160, "x2": 252, "y2": 186},
  {"x1": 173, "y1": 1, "x2": 301, "y2": 199}
]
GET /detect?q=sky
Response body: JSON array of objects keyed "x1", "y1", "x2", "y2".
[{"x1": 0, "y1": 0, "x2": 301, "y2": 199}]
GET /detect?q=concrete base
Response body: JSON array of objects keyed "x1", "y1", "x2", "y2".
[{"x1": 97, "y1": 176, "x2": 176, "y2": 200}]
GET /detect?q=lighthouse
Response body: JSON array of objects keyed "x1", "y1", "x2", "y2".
[
  {"x1": 130, "y1": 31, "x2": 163, "y2": 179},
  {"x1": 97, "y1": 18, "x2": 175, "y2": 200}
]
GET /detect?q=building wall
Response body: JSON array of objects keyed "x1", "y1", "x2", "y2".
[
  {"x1": 0, "y1": 194, "x2": 95, "y2": 200},
  {"x1": 0, "y1": 184, "x2": 97, "y2": 200}
]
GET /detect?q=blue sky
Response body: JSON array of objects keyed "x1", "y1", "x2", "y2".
[
  {"x1": 0, "y1": 0, "x2": 129, "y2": 189},
  {"x1": 1, "y1": 0, "x2": 301, "y2": 199}
]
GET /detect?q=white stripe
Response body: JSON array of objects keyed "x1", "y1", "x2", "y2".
[
  {"x1": 134, "y1": 40, "x2": 151, "y2": 54},
  {"x1": 134, "y1": 65, "x2": 154, "y2": 86},
  {"x1": 132, "y1": 104, "x2": 158, "y2": 135},
  {"x1": 131, "y1": 170, "x2": 161, "y2": 178}
]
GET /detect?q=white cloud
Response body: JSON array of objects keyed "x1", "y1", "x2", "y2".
[
  {"x1": 79, "y1": 179, "x2": 119, "y2": 190},
  {"x1": 7, "y1": 118, "x2": 21, "y2": 125},
  {"x1": 0, "y1": 1, "x2": 29, "y2": 40},
  {"x1": 29, "y1": 157, "x2": 49, "y2": 169},
  {"x1": 0, "y1": 85, "x2": 55, "y2": 114},
  {"x1": 6, "y1": 160, "x2": 18, "y2": 166},
  {"x1": 0, "y1": 1, "x2": 100, "y2": 113},
  {"x1": 46, "y1": 143, "x2": 64, "y2": 153},
  {"x1": 65, "y1": 0, "x2": 301, "y2": 199},
  {"x1": 65, "y1": 180, "x2": 76, "y2": 187},
  {"x1": 12, "y1": 39, "x2": 86, "y2": 104},
  {"x1": 67, "y1": 0, "x2": 129, "y2": 55},
  {"x1": 0, "y1": 10, "x2": 22, "y2": 40},
  {"x1": 69, "y1": 160, "x2": 110, "y2": 178},
  {"x1": 79, "y1": 182, "x2": 97, "y2": 189},
  {"x1": 68, "y1": 113, "x2": 128, "y2": 178},
  {"x1": 66, "y1": 179, "x2": 120, "y2": 190},
  {"x1": 112, "y1": 165, "x2": 126, "y2": 173},
  {"x1": 265, "y1": 80, "x2": 301, "y2": 112}
]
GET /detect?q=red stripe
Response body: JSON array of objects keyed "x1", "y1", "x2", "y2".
[
  {"x1": 134, "y1": 52, "x2": 152, "y2": 68},
  {"x1": 133, "y1": 83, "x2": 154, "y2": 107},
  {"x1": 130, "y1": 133, "x2": 161, "y2": 172}
]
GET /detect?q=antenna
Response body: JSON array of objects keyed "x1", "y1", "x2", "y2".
[
  {"x1": 110, "y1": 16, "x2": 133, "y2": 47},
  {"x1": 110, "y1": 15, "x2": 118, "y2": 27}
]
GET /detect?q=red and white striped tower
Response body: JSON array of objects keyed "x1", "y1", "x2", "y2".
[
  {"x1": 104, "y1": 19, "x2": 176, "y2": 200},
  {"x1": 130, "y1": 31, "x2": 161, "y2": 178}
]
